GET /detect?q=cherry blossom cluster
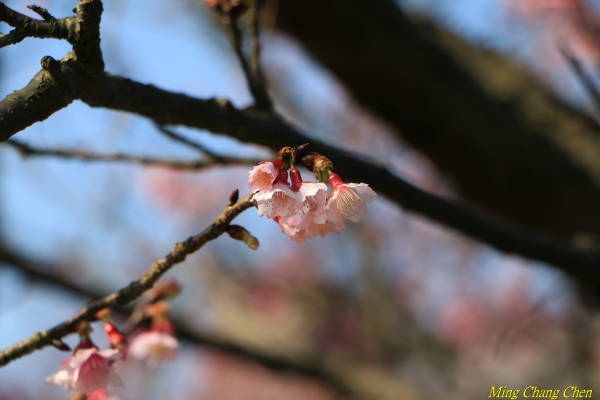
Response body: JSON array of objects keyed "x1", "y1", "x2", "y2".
[
  {"x1": 248, "y1": 146, "x2": 376, "y2": 243},
  {"x1": 45, "y1": 280, "x2": 181, "y2": 399}
]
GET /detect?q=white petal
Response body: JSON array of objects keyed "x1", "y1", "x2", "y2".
[
  {"x1": 346, "y1": 183, "x2": 376, "y2": 203},
  {"x1": 46, "y1": 368, "x2": 75, "y2": 390},
  {"x1": 298, "y1": 182, "x2": 327, "y2": 198},
  {"x1": 248, "y1": 163, "x2": 278, "y2": 192},
  {"x1": 98, "y1": 349, "x2": 121, "y2": 361}
]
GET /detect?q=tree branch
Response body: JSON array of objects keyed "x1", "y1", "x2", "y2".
[
  {"x1": 216, "y1": 1, "x2": 272, "y2": 110},
  {"x1": 0, "y1": 192, "x2": 255, "y2": 368},
  {"x1": 153, "y1": 124, "x2": 243, "y2": 163},
  {"x1": 0, "y1": 0, "x2": 106, "y2": 141},
  {"x1": 4, "y1": 139, "x2": 261, "y2": 169},
  {"x1": 0, "y1": 3, "x2": 72, "y2": 47}
]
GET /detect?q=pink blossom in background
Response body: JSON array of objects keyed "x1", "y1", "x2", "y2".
[
  {"x1": 129, "y1": 331, "x2": 179, "y2": 368},
  {"x1": 46, "y1": 348, "x2": 123, "y2": 394},
  {"x1": 505, "y1": 0, "x2": 600, "y2": 66}
]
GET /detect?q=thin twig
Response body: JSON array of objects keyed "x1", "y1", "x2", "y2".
[
  {"x1": 154, "y1": 124, "x2": 223, "y2": 162},
  {"x1": 247, "y1": 0, "x2": 272, "y2": 110},
  {"x1": 4, "y1": 140, "x2": 261, "y2": 169},
  {"x1": 221, "y1": 3, "x2": 272, "y2": 110},
  {"x1": 0, "y1": 3, "x2": 72, "y2": 48},
  {"x1": 0, "y1": 192, "x2": 255, "y2": 367},
  {"x1": 27, "y1": 5, "x2": 56, "y2": 22},
  {"x1": 558, "y1": 42, "x2": 600, "y2": 113}
]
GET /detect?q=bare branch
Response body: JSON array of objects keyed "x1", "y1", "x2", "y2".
[
  {"x1": 0, "y1": 3, "x2": 72, "y2": 47},
  {"x1": 27, "y1": 5, "x2": 56, "y2": 22},
  {"x1": 0, "y1": 192, "x2": 255, "y2": 368},
  {"x1": 218, "y1": 2, "x2": 272, "y2": 110},
  {"x1": 0, "y1": 0, "x2": 105, "y2": 141},
  {"x1": 0, "y1": 66, "x2": 76, "y2": 139},
  {"x1": 154, "y1": 124, "x2": 227, "y2": 163},
  {"x1": 247, "y1": 0, "x2": 271, "y2": 110},
  {"x1": 4, "y1": 139, "x2": 261, "y2": 170},
  {"x1": 72, "y1": 0, "x2": 104, "y2": 70}
]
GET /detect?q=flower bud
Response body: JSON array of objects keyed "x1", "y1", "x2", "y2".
[
  {"x1": 152, "y1": 279, "x2": 182, "y2": 300},
  {"x1": 145, "y1": 302, "x2": 171, "y2": 321},
  {"x1": 104, "y1": 322, "x2": 128, "y2": 360},
  {"x1": 277, "y1": 146, "x2": 295, "y2": 170},
  {"x1": 289, "y1": 166, "x2": 303, "y2": 192},
  {"x1": 313, "y1": 155, "x2": 334, "y2": 183},
  {"x1": 226, "y1": 224, "x2": 260, "y2": 250},
  {"x1": 52, "y1": 339, "x2": 72, "y2": 352}
]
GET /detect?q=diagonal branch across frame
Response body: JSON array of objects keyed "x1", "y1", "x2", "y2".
[{"x1": 0, "y1": 192, "x2": 255, "y2": 368}]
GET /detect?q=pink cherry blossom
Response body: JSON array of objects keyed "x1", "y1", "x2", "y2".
[
  {"x1": 326, "y1": 173, "x2": 376, "y2": 223},
  {"x1": 253, "y1": 182, "x2": 299, "y2": 220},
  {"x1": 274, "y1": 181, "x2": 339, "y2": 242},
  {"x1": 277, "y1": 215, "x2": 344, "y2": 243},
  {"x1": 46, "y1": 348, "x2": 123, "y2": 394},
  {"x1": 290, "y1": 182, "x2": 328, "y2": 221},
  {"x1": 129, "y1": 331, "x2": 178, "y2": 368},
  {"x1": 248, "y1": 161, "x2": 280, "y2": 193}
]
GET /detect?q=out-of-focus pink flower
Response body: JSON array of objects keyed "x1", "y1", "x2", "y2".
[
  {"x1": 509, "y1": 0, "x2": 579, "y2": 17},
  {"x1": 248, "y1": 161, "x2": 281, "y2": 193},
  {"x1": 87, "y1": 389, "x2": 120, "y2": 400},
  {"x1": 326, "y1": 172, "x2": 376, "y2": 224},
  {"x1": 253, "y1": 182, "x2": 299, "y2": 220},
  {"x1": 46, "y1": 348, "x2": 123, "y2": 394},
  {"x1": 129, "y1": 331, "x2": 178, "y2": 368}
]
